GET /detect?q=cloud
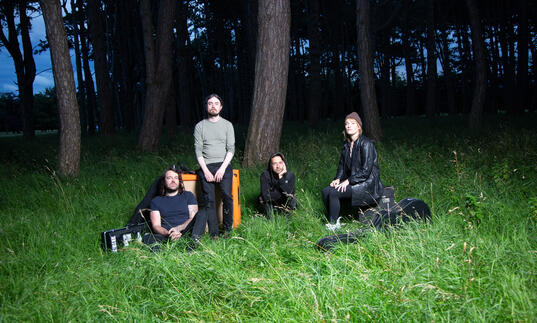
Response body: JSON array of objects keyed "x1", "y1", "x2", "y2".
[
  {"x1": 2, "y1": 83, "x2": 18, "y2": 93},
  {"x1": 0, "y1": 75, "x2": 54, "y2": 94},
  {"x1": 34, "y1": 74, "x2": 54, "y2": 89}
]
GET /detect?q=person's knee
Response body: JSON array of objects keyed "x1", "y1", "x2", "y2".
[
  {"x1": 220, "y1": 186, "x2": 233, "y2": 202},
  {"x1": 142, "y1": 233, "x2": 167, "y2": 245},
  {"x1": 288, "y1": 197, "x2": 297, "y2": 210},
  {"x1": 328, "y1": 194, "x2": 341, "y2": 205},
  {"x1": 263, "y1": 202, "x2": 274, "y2": 217},
  {"x1": 221, "y1": 191, "x2": 233, "y2": 201},
  {"x1": 322, "y1": 186, "x2": 338, "y2": 200},
  {"x1": 321, "y1": 186, "x2": 331, "y2": 199},
  {"x1": 195, "y1": 209, "x2": 208, "y2": 222},
  {"x1": 203, "y1": 199, "x2": 216, "y2": 208}
]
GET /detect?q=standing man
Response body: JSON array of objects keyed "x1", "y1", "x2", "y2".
[
  {"x1": 194, "y1": 94, "x2": 235, "y2": 236},
  {"x1": 259, "y1": 152, "x2": 297, "y2": 218},
  {"x1": 148, "y1": 166, "x2": 207, "y2": 245}
]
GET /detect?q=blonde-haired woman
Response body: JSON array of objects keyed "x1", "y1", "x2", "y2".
[{"x1": 321, "y1": 112, "x2": 384, "y2": 224}]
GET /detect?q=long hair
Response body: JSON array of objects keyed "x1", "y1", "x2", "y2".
[
  {"x1": 158, "y1": 166, "x2": 184, "y2": 196},
  {"x1": 344, "y1": 122, "x2": 362, "y2": 142}
]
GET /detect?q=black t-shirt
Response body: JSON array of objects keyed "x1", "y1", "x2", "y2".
[{"x1": 150, "y1": 191, "x2": 197, "y2": 230}]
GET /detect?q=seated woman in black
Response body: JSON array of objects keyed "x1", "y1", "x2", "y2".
[{"x1": 321, "y1": 112, "x2": 384, "y2": 224}]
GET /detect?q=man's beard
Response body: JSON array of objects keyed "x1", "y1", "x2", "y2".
[
  {"x1": 165, "y1": 185, "x2": 179, "y2": 194},
  {"x1": 208, "y1": 109, "x2": 220, "y2": 117}
]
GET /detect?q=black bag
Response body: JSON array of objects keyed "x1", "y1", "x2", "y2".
[
  {"x1": 364, "y1": 197, "x2": 431, "y2": 230},
  {"x1": 127, "y1": 162, "x2": 195, "y2": 225},
  {"x1": 317, "y1": 198, "x2": 432, "y2": 251},
  {"x1": 316, "y1": 228, "x2": 371, "y2": 251},
  {"x1": 101, "y1": 222, "x2": 152, "y2": 252},
  {"x1": 377, "y1": 186, "x2": 395, "y2": 210}
]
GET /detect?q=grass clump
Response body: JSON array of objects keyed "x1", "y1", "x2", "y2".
[{"x1": 1, "y1": 114, "x2": 536, "y2": 321}]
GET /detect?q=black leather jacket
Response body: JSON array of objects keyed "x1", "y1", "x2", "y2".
[{"x1": 334, "y1": 135, "x2": 384, "y2": 207}]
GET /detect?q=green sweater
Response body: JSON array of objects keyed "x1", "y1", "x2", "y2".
[{"x1": 194, "y1": 118, "x2": 235, "y2": 164}]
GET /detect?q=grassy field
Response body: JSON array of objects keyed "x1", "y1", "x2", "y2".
[{"x1": 1, "y1": 115, "x2": 536, "y2": 321}]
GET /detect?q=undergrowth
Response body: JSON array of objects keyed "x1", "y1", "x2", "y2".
[{"x1": 1, "y1": 114, "x2": 536, "y2": 321}]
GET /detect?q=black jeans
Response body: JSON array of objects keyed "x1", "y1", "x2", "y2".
[
  {"x1": 142, "y1": 208, "x2": 208, "y2": 244},
  {"x1": 259, "y1": 192, "x2": 297, "y2": 218},
  {"x1": 197, "y1": 162, "x2": 233, "y2": 234},
  {"x1": 321, "y1": 186, "x2": 352, "y2": 223}
]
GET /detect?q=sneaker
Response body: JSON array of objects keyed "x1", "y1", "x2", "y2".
[{"x1": 325, "y1": 217, "x2": 345, "y2": 232}]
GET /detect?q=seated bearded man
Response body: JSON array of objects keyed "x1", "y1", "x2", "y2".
[{"x1": 145, "y1": 166, "x2": 208, "y2": 245}]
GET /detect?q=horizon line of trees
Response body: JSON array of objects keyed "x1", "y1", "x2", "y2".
[{"x1": 1, "y1": 0, "x2": 536, "y2": 174}]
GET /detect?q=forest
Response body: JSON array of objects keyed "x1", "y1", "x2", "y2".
[{"x1": 0, "y1": 0, "x2": 535, "y2": 172}]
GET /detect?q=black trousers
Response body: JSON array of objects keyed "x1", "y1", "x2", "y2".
[
  {"x1": 259, "y1": 191, "x2": 297, "y2": 218},
  {"x1": 197, "y1": 162, "x2": 233, "y2": 234},
  {"x1": 142, "y1": 208, "x2": 208, "y2": 244},
  {"x1": 321, "y1": 186, "x2": 352, "y2": 223}
]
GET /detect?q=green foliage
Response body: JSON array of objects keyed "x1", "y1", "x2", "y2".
[
  {"x1": 0, "y1": 92, "x2": 21, "y2": 132},
  {"x1": 1, "y1": 115, "x2": 536, "y2": 321},
  {"x1": 530, "y1": 197, "x2": 537, "y2": 222},
  {"x1": 34, "y1": 88, "x2": 59, "y2": 130},
  {"x1": 0, "y1": 88, "x2": 59, "y2": 132}
]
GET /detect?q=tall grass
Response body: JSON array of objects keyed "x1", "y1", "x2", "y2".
[{"x1": 1, "y1": 114, "x2": 536, "y2": 321}]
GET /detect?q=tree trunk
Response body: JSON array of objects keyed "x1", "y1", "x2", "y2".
[
  {"x1": 402, "y1": 26, "x2": 417, "y2": 116},
  {"x1": 379, "y1": 51, "x2": 391, "y2": 118},
  {"x1": 466, "y1": 0, "x2": 487, "y2": 129},
  {"x1": 70, "y1": 0, "x2": 87, "y2": 135},
  {"x1": 18, "y1": 2, "x2": 36, "y2": 138},
  {"x1": 243, "y1": 0, "x2": 291, "y2": 167},
  {"x1": 81, "y1": 36, "x2": 97, "y2": 134},
  {"x1": 40, "y1": 0, "x2": 81, "y2": 177},
  {"x1": 223, "y1": 27, "x2": 236, "y2": 122},
  {"x1": 356, "y1": 0, "x2": 382, "y2": 141},
  {"x1": 458, "y1": 25, "x2": 473, "y2": 113},
  {"x1": 404, "y1": 58, "x2": 417, "y2": 116},
  {"x1": 326, "y1": 1, "x2": 345, "y2": 120},
  {"x1": 390, "y1": 53, "x2": 398, "y2": 114},
  {"x1": 78, "y1": 0, "x2": 97, "y2": 135},
  {"x1": 530, "y1": 37, "x2": 537, "y2": 112},
  {"x1": 425, "y1": 0, "x2": 437, "y2": 118},
  {"x1": 419, "y1": 38, "x2": 427, "y2": 89},
  {"x1": 516, "y1": 0, "x2": 528, "y2": 113},
  {"x1": 307, "y1": 0, "x2": 322, "y2": 124},
  {"x1": 166, "y1": 80, "x2": 177, "y2": 140},
  {"x1": 176, "y1": 0, "x2": 195, "y2": 129},
  {"x1": 342, "y1": 24, "x2": 353, "y2": 117},
  {"x1": 488, "y1": 24, "x2": 501, "y2": 114},
  {"x1": 116, "y1": 0, "x2": 139, "y2": 132},
  {"x1": 293, "y1": 39, "x2": 306, "y2": 122},
  {"x1": 87, "y1": 0, "x2": 115, "y2": 135},
  {"x1": 137, "y1": 0, "x2": 177, "y2": 152},
  {"x1": 333, "y1": 52, "x2": 345, "y2": 119},
  {"x1": 0, "y1": 1, "x2": 36, "y2": 138},
  {"x1": 439, "y1": 29, "x2": 457, "y2": 114},
  {"x1": 237, "y1": 0, "x2": 257, "y2": 125}
]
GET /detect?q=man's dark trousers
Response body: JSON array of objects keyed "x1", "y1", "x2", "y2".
[
  {"x1": 142, "y1": 208, "x2": 208, "y2": 244},
  {"x1": 197, "y1": 162, "x2": 233, "y2": 234}
]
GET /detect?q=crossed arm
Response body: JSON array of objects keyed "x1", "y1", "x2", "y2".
[{"x1": 150, "y1": 204, "x2": 199, "y2": 240}]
